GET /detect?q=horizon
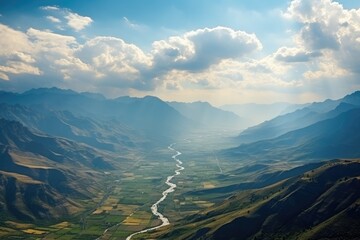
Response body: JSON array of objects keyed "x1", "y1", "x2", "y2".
[
  {"x1": 0, "y1": 0, "x2": 360, "y2": 105},
  {"x1": 2, "y1": 86, "x2": 358, "y2": 107}
]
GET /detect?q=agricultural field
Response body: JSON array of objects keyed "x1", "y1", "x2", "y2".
[{"x1": 0, "y1": 130, "x2": 241, "y2": 240}]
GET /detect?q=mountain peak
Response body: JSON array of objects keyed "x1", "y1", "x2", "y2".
[
  {"x1": 23, "y1": 87, "x2": 77, "y2": 96},
  {"x1": 342, "y1": 90, "x2": 360, "y2": 105}
]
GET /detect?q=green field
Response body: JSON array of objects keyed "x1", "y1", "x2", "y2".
[{"x1": 0, "y1": 130, "x2": 250, "y2": 240}]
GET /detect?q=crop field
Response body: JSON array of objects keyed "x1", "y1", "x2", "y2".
[{"x1": 0, "y1": 130, "x2": 244, "y2": 240}]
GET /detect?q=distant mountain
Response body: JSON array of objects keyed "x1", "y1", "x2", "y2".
[
  {"x1": 168, "y1": 101, "x2": 245, "y2": 130},
  {"x1": 237, "y1": 91, "x2": 360, "y2": 144},
  {"x1": 0, "y1": 119, "x2": 112, "y2": 220},
  {"x1": 0, "y1": 103, "x2": 137, "y2": 152},
  {"x1": 226, "y1": 108, "x2": 360, "y2": 162},
  {"x1": 220, "y1": 102, "x2": 307, "y2": 127},
  {"x1": 112, "y1": 96, "x2": 196, "y2": 139},
  {"x1": 0, "y1": 118, "x2": 113, "y2": 171},
  {"x1": 0, "y1": 88, "x2": 195, "y2": 141},
  {"x1": 158, "y1": 159, "x2": 360, "y2": 240}
]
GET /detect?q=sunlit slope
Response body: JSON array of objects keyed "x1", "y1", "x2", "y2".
[
  {"x1": 0, "y1": 119, "x2": 112, "y2": 221},
  {"x1": 155, "y1": 159, "x2": 360, "y2": 240}
]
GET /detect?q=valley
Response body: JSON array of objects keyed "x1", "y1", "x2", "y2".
[
  {"x1": 0, "y1": 88, "x2": 360, "y2": 240},
  {"x1": 2, "y1": 1, "x2": 360, "y2": 239},
  {"x1": 0, "y1": 130, "x2": 242, "y2": 240}
]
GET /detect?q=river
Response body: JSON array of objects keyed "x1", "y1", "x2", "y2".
[{"x1": 125, "y1": 143, "x2": 184, "y2": 240}]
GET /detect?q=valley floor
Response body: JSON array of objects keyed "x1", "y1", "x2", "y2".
[{"x1": 0, "y1": 130, "x2": 246, "y2": 239}]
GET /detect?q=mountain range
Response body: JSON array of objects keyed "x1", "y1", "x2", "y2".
[
  {"x1": 223, "y1": 91, "x2": 360, "y2": 163},
  {"x1": 237, "y1": 91, "x2": 360, "y2": 144}
]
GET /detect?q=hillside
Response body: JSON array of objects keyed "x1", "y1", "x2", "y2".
[
  {"x1": 221, "y1": 102, "x2": 307, "y2": 127},
  {"x1": 0, "y1": 88, "x2": 195, "y2": 141},
  {"x1": 237, "y1": 91, "x2": 360, "y2": 144},
  {"x1": 0, "y1": 103, "x2": 138, "y2": 152},
  {"x1": 153, "y1": 159, "x2": 360, "y2": 240},
  {"x1": 226, "y1": 107, "x2": 360, "y2": 162},
  {"x1": 0, "y1": 119, "x2": 111, "y2": 221}
]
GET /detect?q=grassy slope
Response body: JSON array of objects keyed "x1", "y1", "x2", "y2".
[{"x1": 146, "y1": 159, "x2": 360, "y2": 240}]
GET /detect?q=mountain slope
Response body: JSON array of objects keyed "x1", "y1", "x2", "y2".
[
  {"x1": 237, "y1": 91, "x2": 360, "y2": 144},
  {"x1": 168, "y1": 101, "x2": 244, "y2": 130},
  {"x1": 221, "y1": 102, "x2": 307, "y2": 127},
  {"x1": 0, "y1": 88, "x2": 194, "y2": 141},
  {"x1": 0, "y1": 119, "x2": 111, "y2": 221},
  {"x1": 226, "y1": 108, "x2": 360, "y2": 162},
  {"x1": 0, "y1": 103, "x2": 137, "y2": 152},
  {"x1": 154, "y1": 159, "x2": 360, "y2": 240},
  {"x1": 113, "y1": 96, "x2": 195, "y2": 138}
]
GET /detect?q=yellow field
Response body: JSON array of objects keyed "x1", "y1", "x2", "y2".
[
  {"x1": 92, "y1": 200, "x2": 139, "y2": 215},
  {"x1": 194, "y1": 200, "x2": 214, "y2": 208},
  {"x1": 50, "y1": 221, "x2": 71, "y2": 229},
  {"x1": 123, "y1": 211, "x2": 152, "y2": 226},
  {"x1": 202, "y1": 182, "x2": 216, "y2": 189},
  {"x1": 22, "y1": 229, "x2": 47, "y2": 235}
]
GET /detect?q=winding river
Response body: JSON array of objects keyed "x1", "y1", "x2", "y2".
[{"x1": 125, "y1": 143, "x2": 184, "y2": 240}]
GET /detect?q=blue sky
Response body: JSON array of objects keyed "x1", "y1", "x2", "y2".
[{"x1": 0, "y1": 0, "x2": 359, "y2": 105}]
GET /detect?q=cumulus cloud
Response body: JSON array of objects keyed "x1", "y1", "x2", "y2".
[
  {"x1": 0, "y1": 62, "x2": 41, "y2": 75},
  {"x1": 41, "y1": 5, "x2": 92, "y2": 31},
  {"x1": 274, "y1": 47, "x2": 322, "y2": 62},
  {"x1": 0, "y1": 24, "x2": 32, "y2": 55},
  {"x1": 2, "y1": 1, "x2": 360, "y2": 103},
  {"x1": 152, "y1": 26, "x2": 262, "y2": 72},
  {"x1": 65, "y1": 12, "x2": 93, "y2": 31},
  {"x1": 300, "y1": 22, "x2": 339, "y2": 50},
  {"x1": 76, "y1": 36, "x2": 153, "y2": 88},
  {"x1": 285, "y1": 0, "x2": 360, "y2": 76},
  {"x1": 0, "y1": 24, "x2": 39, "y2": 80}
]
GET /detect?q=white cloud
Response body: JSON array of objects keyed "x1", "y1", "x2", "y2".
[
  {"x1": 65, "y1": 12, "x2": 93, "y2": 31},
  {"x1": 0, "y1": 72, "x2": 9, "y2": 81},
  {"x1": 46, "y1": 16, "x2": 61, "y2": 23},
  {"x1": 1, "y1": 1, "x2": 360, "y2": 104},
  {"x1": 274, "y1": 47, "x2": 322, "y2": 62},
  {"x1": 285, "y1": 0, "x2": 360, "y2": 76},
  {"x1": 0, "y1": 24, "x2": 40, "y2": 80},
  {"x1": 76, "y1": 36, "x2": 153, "y2": 89},
  {"x1": 27, "y1": 28, "x2": 77, "y2": 56},
  {"x1": 0, "y1": 62, "x2": 41, "y2": 75},
  {"x1": 152, "y1": 26, "x2": 262, "y2": 72},
  {"x1": 40, "y1": 6, "x2": 60, "y2": 11},
  {"x1": 41, "y1": 5, "x2": 92, "y2": 31},
  {"x1": 0, "y1": 24, "x2": 32, "y2": 55}
]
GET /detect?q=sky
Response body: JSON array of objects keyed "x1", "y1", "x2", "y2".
[{"x1": 0, "y1": 0, "x2": 360, "y2": 105}]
